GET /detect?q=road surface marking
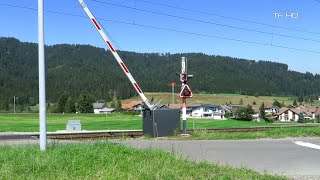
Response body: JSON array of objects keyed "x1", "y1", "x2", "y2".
[{"x1": 293, "y1": 141, "x2": 320, "y2": 150}]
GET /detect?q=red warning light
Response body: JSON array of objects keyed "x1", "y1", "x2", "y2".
[{"x1": 179, "y1": 84, "x2": 193, "y2": 98}]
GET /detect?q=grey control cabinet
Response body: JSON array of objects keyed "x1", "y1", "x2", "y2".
[
  {"x1": 142, "y1": 108, "x2": 180, "y2": 138},
  {"x1": 66, "y1": 120, "x2": 81, "y2": 131}
]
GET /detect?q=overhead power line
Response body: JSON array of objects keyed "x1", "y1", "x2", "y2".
[
  {"x1": 0, "y1": 2, "x2": 320, "y2": 54},
  {"x1": 89, "y1": 0, "x2": 320, "y2": 44},
  {"x1": 136, "y1": 0, "x2": 320, "y2": 35}
]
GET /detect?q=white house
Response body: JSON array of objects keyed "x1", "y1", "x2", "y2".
[
  {"x1": 277, "y1": 106, "x2": 320, "y2": 122},
  {"x1": 277, "y1": 108, "x2": 298, "y2": 122},
  {"x1": 190, "y1": 105, "x2": 226, "y2": 120},
  {"x1": 132, "y1": 103, "x2": 144, "y2": 111},
  {"x1": 265, "y1": 105, "x2": 279, "y2": 114},
  {"x1": 93, "y1": 103, "x2": 115, "y2": 114},
  {"x1": 250, "y1": 105, "x2": 260, "y2": 121}
]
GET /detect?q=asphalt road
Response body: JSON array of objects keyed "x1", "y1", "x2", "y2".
[
  {"x1": 122, "y1": 138, "x2": 320, "y2": 179},
  {"x1": 1, "y1": 135, "x2": 319, "y2": 179}
]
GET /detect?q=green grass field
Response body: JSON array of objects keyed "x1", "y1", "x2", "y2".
[
  {"x1": 0, "y1": 113, "x2": 141, "y2": 132},
  {"x1": 0, "y1": 142, "x2": 286, "y2": 179},
  {"x1": 0, "y1": 113, "x2": 312, "y2": 132}
]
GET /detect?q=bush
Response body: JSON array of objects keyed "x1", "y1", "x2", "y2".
[
  {"x1": 48, "y1": 103, "x2": 59, "y2": 113},
  {"x1": 305, "y1": 119, "x2": 315, "y2": 123},
  {"x1": 265, "y1": 117, "x2": 274, "y2": 123},
  {"x1": 224, "y1": 112, "x2": 232, "y2": 118},
  {"x1": 316, "y1": 114, "x2": 320, "y2": 123}
]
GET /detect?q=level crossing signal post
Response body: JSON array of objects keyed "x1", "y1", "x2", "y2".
[{"x1": 179, "y1": 57, "x2": 193, "y2": 134}]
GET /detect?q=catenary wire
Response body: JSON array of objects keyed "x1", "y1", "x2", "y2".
[
  {"x1": 88, "y1": 0, "x2": 320, "y2": 43},
  {"x1": 135, "y1": 0, "x2": 320, "y2": 35},
  {"x1": 0, "y1": 2, "x2": 319, "y2": 54}
]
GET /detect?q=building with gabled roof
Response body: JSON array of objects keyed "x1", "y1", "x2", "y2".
[
  {"x1": 190, "y1": 104, "x2": 226, "y2": 119},
  {"x1": 122, "y1": 101, "x2": 143, "y2": 110},
  {"x1": 93, "y1": 103, "x2": 115, "y2": 114},
  {"x1": 276, "y1": 106, "x2": 320, "y2": 122}
]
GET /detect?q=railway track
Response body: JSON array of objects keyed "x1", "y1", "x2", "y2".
[
  {"x1": 46, "y1": 130, "x2": 143, "y2": 140},
  {"x1": 41, "y1": 125, "x2": 320, "y2": 140},
  {"x1": 1, "y1": 125, "x2": 318, "y2": 141},
  {"x1": 193, "y1": 125, "x2": 319, "y2": 133}
]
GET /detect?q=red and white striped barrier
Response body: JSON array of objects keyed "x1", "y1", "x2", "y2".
[{"x1": 79, "y1": 0, "x2": 154, "y2": 109}]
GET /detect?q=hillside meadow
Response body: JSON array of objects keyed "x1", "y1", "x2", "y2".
[{"x1": 122, "y1": 92, "x2": 295, "y2": 106}]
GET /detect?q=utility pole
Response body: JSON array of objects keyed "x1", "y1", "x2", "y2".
[
  {"x1": 13, "y1": 96, "x2": 17, "y2": 114},
  {"x1": 38, "y1": 0, "x2": 47, "y2": 151},
  {"x1": 171, "y1": 82, "x2": 176, "y2": 104}
]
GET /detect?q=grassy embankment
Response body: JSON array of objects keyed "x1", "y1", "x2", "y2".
[
  {"x1": 191, "y1": 126, "x2": 320, "y2": 140},
  {"x1": 0, "y1": 142, "x2": 286, "y2": 179},
  {"x1": 0, "y1": 113, "x2": 309, "y2": 132}
]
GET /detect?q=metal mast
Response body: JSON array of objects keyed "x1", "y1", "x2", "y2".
[{"x1": 38, "y1": 0, "x2": 47, "y2": 151}]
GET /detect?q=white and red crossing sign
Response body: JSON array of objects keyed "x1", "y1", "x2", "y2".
[{"x1": 179, "y1": 84, "x2": 193, "y2": 98}]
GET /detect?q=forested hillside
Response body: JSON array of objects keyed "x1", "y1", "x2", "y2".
[{"x1": 1, "y1": 37, "x2": 320, "y2": 109}]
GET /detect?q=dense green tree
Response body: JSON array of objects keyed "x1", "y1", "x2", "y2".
[
  {"x1": 116, "y1": 99, "x2": 122, "y2": 111},
  {"x1": 273, "y1": 100, "x2": 281, "y2": 108},
  {"x1": 17, "y1": 104, "x2": 24, "y2": 112},
  {"x1": 259, "y1": 102, "x2": 266, "y2": 120},
  {"x1": 310, "y1": 97, "x2": 315, "y2": 103},
  {"x1": 252, "y1": 101, "x2": 256, "y2": 105},
  {"x1": 1, "y1": 99, "x2": 9, "y2": 112},
  {"x1": 65, "y1": 97, "x2": 76, "y2": 113},
  {"x1": 239, "y1": 99, "x2": 244, "y2": 105},
  {"x1": 298, "y1": 113, "x2": 305, "y2": 123},
  {"x1": 57, "y1": 93, "x2": 69, "y2": 113},
  {"x1": 235, "y1": 105, "x2": 254, "y2": 121},
  {"x1": 77, "y1": 92, "x2": 94, "y2": 113},
  {"x1": 293, "y1": 99, "x2": 298, "y2": 106},
  {"x1": 28, "y1": 97, "x2": 37, "y2": 106},
  {"x1": 110, "y1": 100, "x2": 116, "y2": 108}
]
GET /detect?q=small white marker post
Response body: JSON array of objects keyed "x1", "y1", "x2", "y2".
[{"x1": 38, "y1": 0, "x2": 47, "y2": 151}]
